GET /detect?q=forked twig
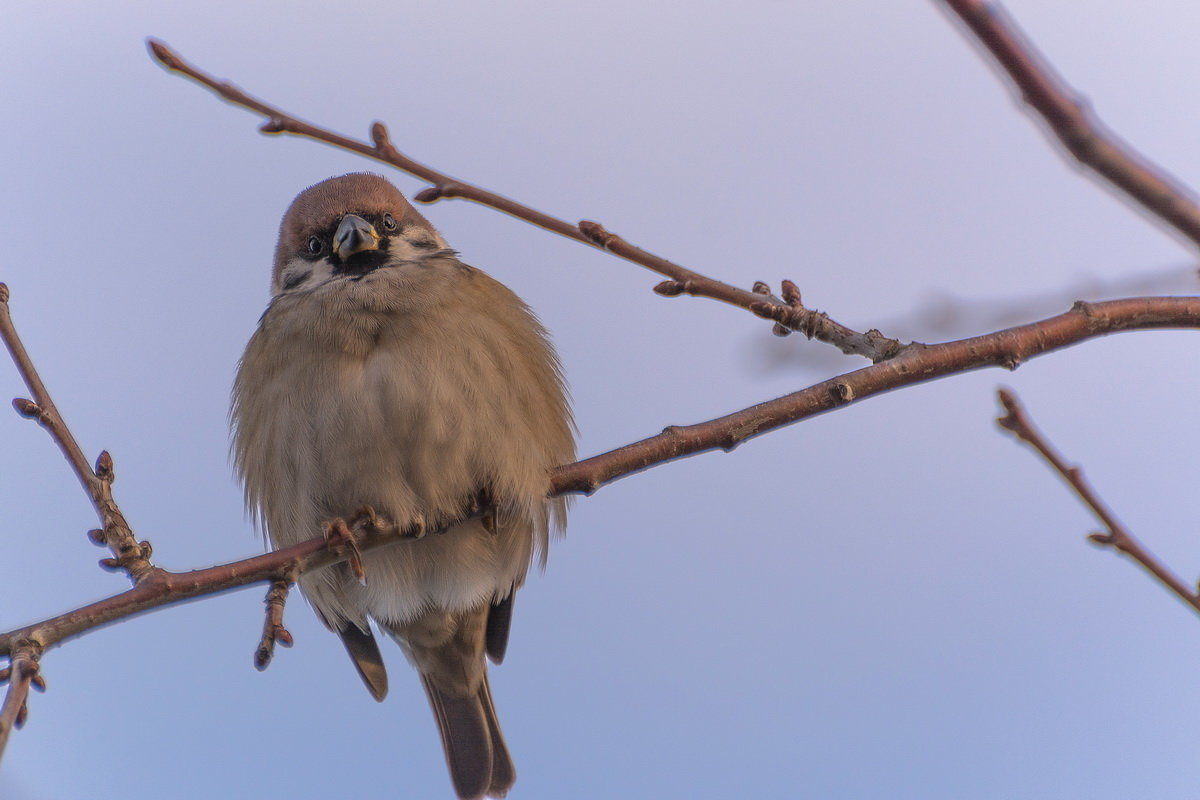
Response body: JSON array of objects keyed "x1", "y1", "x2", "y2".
[{"x1": 996, "y1": 388, "x2": 1200, "y2": 615}]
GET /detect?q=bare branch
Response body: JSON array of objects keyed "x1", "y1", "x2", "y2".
[
  {"x1": 995, "y1": 388, "x2": 1200, "y2": 615},
  {"x1": 3, "y1": 295, "x2": 1198, "y2": 664},
  {"x1": 552, "y1": 297, "x2": 1200, "y2": 493},
  {"x1": 0, "y1": 514, "x2": 415, "y2": 660},
  {"x1": 747, "y1": 279, "x2": 906, "y2": 361},
  {"x1": 941, "y1": 0, "x2": 1200, "y2": 250},
  {"x1": 0, "y1": 284, "x2": 153, "y2": 581},
  {"x1": 760, "y1": 266, "x2": 1199, "y2": 375},
  {"x1": 145, "y1": 39, "x2": 884, "y2": 354}
]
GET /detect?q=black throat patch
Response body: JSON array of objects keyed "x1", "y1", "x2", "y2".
[{"x1": 332, "y1": 248, "x2": 391, "y2": 277}]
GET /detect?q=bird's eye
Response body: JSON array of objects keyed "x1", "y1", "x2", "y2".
[
  {"x1": 381, "y1": 213, "x2": 398, "y2": 232},
  {"x1": 307, "y1": 236, "x2": 323, "y2": 255}
]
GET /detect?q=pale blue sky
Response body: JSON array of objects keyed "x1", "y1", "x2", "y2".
[{"x1": 3, "y1": 2, "x2": 1200, "y2": 798}]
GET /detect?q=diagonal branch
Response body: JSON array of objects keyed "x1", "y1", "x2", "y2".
[
  {"x1": 995, "y1": 388, "x2": 1200, "y2": 615},
  {"x1": 552, "y1": 297, "x2": 1200, "y2": 493},
  {"x1": 940, "y1": 0, "x2": 1200, "y2": 250},
  {"x1": 0, "y1": 285, "x2": 153, "y2": 581},
  {"x1": 145, "y1": 39, "x2": 888, "y2": 357}
]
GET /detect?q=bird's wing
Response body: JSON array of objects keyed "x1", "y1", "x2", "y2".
[
  {"x1": 485, "y1": 591, "x2": 515, "y2": 665},
  {"x1": 336, "y1": 621, "x2": 389, "y2": 701}
]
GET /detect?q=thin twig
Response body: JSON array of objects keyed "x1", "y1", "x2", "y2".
[
  {"x1": 941, "y1": 0, "x2": 1200, "y2": 250},
  {"x1": 996, "y1": 388, "x2": 1200, "y2": 615},
  {"x1": 761, "y1": 266, "x2": 1200, "y2": 374},
  {"x1": 0, "y1": 647, "x2": 40, "y2": 765},
  {"x1": 254, "y1": 578, "x2": 295, "y2": 671},
  {"x1": 746, "y1": 279, "x2": 906, "y2": 361},
  {"x1": 145, "y1": 39, "x2": 887, "y2": 355},
  {"x1": 0, "y1": 284, "x2": 154, "y2": 581}
]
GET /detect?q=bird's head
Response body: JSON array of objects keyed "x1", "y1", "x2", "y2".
[{"x1": 271, "y1": 173, "x2": 448, "y2": 295}]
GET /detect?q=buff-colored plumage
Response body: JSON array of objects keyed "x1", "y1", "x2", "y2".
[{"x1": 231, "y1": 173, "x2": 574, "y2": 800}]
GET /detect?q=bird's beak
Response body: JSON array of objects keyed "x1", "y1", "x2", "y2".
[{"x1": 332, "y1": 214, "x2": 381, "y2": 258}]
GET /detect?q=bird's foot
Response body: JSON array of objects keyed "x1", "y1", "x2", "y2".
[
  {"x1": 322, "y1": 517, "x2": 366, "y2": 584},
  {"x1": 464, "y1": 487, "x2": 499, "y2": 534},
  {"x1": 405, "y1": 513, "x2": 428, "y2": 540},
  {"x1": 350, "y1": 504, "x2": 388, "y2": 533}
]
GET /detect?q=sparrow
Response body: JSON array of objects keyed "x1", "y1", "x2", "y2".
[{"x1": 231, "y1": 173, "x2": 574, "y2": 799}]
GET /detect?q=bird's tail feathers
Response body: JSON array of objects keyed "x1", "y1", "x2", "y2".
[{"x1": 421, "y1": 671, "x2": 515, "y2": 800}]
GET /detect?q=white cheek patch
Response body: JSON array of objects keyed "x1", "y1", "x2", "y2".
[
  {"x1": 277, "y1": 257, "x2": 335, "y2": 294},
  {"x1": 388, "y1": 230, "x2": 450, "y2": 262}
]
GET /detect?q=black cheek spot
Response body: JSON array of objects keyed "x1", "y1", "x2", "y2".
[{"x1": 282, "y1": 270, "x2": 311, "y2": 290}]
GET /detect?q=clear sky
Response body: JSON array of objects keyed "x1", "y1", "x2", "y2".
[{"x1": 3, "y1": 1, "x2": 1200, "y2": 798}]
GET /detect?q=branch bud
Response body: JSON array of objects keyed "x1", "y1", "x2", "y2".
[
  {"x1": 747, "y1": 301, "x2": 783, "y2": 321},
  {"x1": 370, "y1": 121, "x2": 392, "y2": 150},
  {"x1": 12, "y1": 398, "x2": 40, "y2": 418},
  {"x1": 578, "y1": 220, "x2": 616, "y2": 248},
  {"x1": 145, "y1": 38, "x2": 180, "y2": 70},
  {"x1": 781, "y1": 279, "x2": 802, "y2": 306},
  {"x1": 95, "y1": 450, "x2": 115, "y2": 481}
]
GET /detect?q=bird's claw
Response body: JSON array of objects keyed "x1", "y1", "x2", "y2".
[{"x1": 322, "y1": 518, "x2": 366, "y2": 584}]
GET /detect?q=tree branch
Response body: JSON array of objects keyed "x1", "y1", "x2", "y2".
[
  {"x1": 940, "y1": 0, "x2": 1200, "y2": 250},
  {"x1": 3, "y1": 294, "x2": 1197, "y2": 671},
  {"x1": 996, "y1": 388, "x2": 1200, "y2": 615},
  {"x1": 0, "y1": 284, "x2": 153, "y2": 581},
  {"x1": 746, "y1": 279, "x2": 905, "y2": 361},
  {"x1": 553, "y1": 297, "x2": 1200, "y2": 492},
  {"x1": 144, "y1": 39, "x2": 885, "y2": 356}
]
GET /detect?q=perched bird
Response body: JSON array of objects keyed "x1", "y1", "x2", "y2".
[{"x1": 231, "y1": 173, "x2": 574, "y2": 799}]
